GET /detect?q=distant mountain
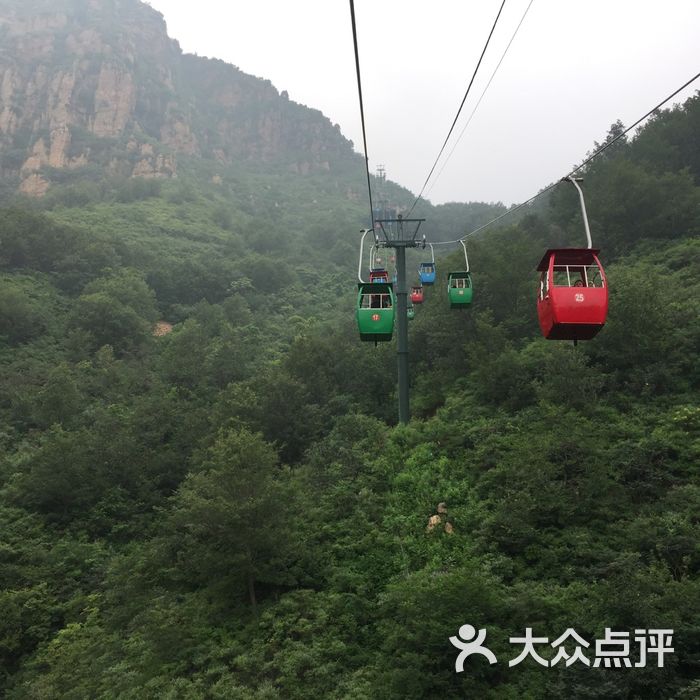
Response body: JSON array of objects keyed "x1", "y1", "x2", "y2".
[{"x1": 0, "y1": 0, "x2": 358, "y2": 196}]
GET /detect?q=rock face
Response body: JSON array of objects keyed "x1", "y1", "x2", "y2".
[{"x1": 0, "y1": 0, "x2": 355, "y2": 195}]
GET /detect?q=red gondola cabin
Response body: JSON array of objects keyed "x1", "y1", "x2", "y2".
[
  {"x1": 369, "y1": 268, "x2": 390, "y2": 283},
  {"x1": 537, "y1": 248, "x2": 608, "y2": 341},
  {"x1": 411, "y1": 285, "x2": 424, "y2": 304}
]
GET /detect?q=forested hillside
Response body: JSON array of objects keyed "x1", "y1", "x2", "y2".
[
  {"x1": 0, "y1": 1, "x2": 699, "y2": 697},
  {"x1": 0, "y1": 82, "x2": 698, "y2": 696}
]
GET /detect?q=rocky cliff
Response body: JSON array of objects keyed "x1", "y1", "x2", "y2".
[{"x1": 0, "y1": 0, "x2": 355, "y2": 195}]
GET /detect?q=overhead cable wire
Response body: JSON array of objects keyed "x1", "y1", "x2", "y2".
[
  {"x1": 425, "y1": 0, "x2": 535, "y2": 200},
  {"x1": 407, "y1": 0, "x2": 508, "y2": 217},
  {"x1": 430, "y1": 69, "x2": 700, "y2": 247},
  {"x1": 349, "y1": 0, "x2": 375, "y2": 230}
]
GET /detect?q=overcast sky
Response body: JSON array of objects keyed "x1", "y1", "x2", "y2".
[{"x1": 145, "y1": 0, "x2": 699, "y2": 206}]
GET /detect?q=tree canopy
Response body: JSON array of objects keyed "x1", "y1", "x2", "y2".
[{"x1": 0, "y1": 93, "x2": 698, "y2": 699}]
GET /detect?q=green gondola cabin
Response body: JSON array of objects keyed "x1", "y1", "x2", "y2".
[
  {"x1": 447, "y1": 271, "x2": 473, "y2": 307},
  {"x1": 357, "y1": 282, "x2": 395, "y2": 341}
]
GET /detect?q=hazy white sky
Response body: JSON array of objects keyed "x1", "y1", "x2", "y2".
[{"x1": 145, "y1": 0, "x2": 699, "y2": 205}]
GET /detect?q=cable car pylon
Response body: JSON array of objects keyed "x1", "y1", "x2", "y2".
[
  {"x1": 385, "y1": 215, "x2": 425, "y2": 424},
  {"x1": 360, "y1": 215, "x2": 425, "y2": 424}
]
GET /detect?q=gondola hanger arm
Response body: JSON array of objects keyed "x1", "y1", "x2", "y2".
[{"x1": 564, "y1": 177, "x2": 593, "y2": 248}]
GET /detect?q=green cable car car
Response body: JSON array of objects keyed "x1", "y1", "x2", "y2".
[
  {"x1": 447, "y1": 241, "x2": 473, "y2": 308},
  {"x1": 357, "y1": 282, "x2": 395, "y2": 341},
  {"x1": 407, "y1": 304, "x2": 416, "y2": 320},
  {"x1": 447, "y1": 271, "x2": 473, "y2": 307}
]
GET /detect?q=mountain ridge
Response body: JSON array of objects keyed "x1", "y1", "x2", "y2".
[{"x1": 0, "y1": 0, "x2": 358, "y2": 196}]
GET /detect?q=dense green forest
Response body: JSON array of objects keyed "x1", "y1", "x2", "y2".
[{"x1": 0, "y1": 83, "x2": 699, "y2": 699}]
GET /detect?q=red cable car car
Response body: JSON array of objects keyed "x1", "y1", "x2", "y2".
[
  {"x1": 537, "y1": 248, "x2": 608, "y2": 340},
  {"x1": 536, "y1": 176, "x2": 608, "y2": 341},
  {"x1": 369, "y1": 268, "x2": 389, "y2": 283},
  {"x1": 411, "y1": 285, "x2": 424, "y2": 304}
]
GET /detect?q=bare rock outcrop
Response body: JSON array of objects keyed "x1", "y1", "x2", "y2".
[
  {"x1": 0, "y1": 0, "x2": 356, "y2": 196},
  {"x1": 91, "y1": 63, "x2": 136, "y2": 137}
]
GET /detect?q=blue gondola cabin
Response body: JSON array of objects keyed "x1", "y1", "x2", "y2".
[{"x1": 419, "y1": 262, "x2": 436, "y2": 285}]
